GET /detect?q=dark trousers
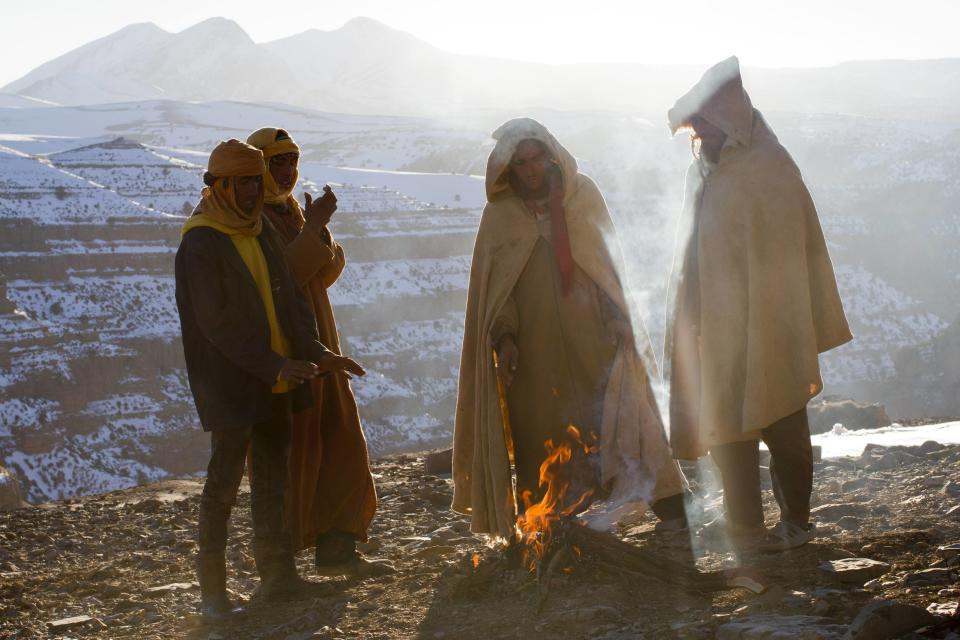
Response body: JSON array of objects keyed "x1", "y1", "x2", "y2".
[
  {"x1": 709, "y1": 407, "x2": 812, "y2": 530},
  {"x1": 198, "y1": 394, "x2": 293, "y2": 555}
]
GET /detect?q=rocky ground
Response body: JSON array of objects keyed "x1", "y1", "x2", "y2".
[{"x1": 1, "y1": 439, "x2": 959, "y2": 639}]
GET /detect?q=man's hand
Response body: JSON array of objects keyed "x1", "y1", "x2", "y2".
[
  {"x1": 495, "y1": 336, "x2": 519, "y2": 387},
  {"x1": 304, "y1": 185, "x2": 337, "y2": 230},
  {"x1": 607, "y1": 320, "x2": 635, "y2": 349},
  {"x1": 278, "y1": 359, "x2": 320, "y2": 386},
  {"x1": 315, "y1": 352, "x2": 366, "y2": 378}
]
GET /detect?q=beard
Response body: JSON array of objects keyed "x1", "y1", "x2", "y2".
[{"x1": 509, "y1": 169, "x2": 552, "y2": 200}]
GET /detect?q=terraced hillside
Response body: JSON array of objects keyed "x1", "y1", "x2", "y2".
[
  {"x1": 0, "y1": 138, "x2": 481, "y2": 502},
  {"x1": 2, "y1": 102, "x2": 960, "y2": 502}
]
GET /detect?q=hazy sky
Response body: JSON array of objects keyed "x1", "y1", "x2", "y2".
[{"x1": 1, "y1": 0, "x2": 958, "y2": 86}]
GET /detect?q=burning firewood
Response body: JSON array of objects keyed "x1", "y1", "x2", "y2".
[{"x1": 463, "y1": 425, "x2": 769, "y2": 612}]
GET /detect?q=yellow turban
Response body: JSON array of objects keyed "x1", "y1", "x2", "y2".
[
  {"x1": 247, "y1": 127, "x2": 305, "y2": 225},
  {"x1": 185, "y1": 139, "x2": 265, "y2": 237},
  {"x1": 207, "y1": 138, "x2": 265, "y2": 178}
]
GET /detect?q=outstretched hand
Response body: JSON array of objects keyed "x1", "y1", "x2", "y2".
[
  {"x1": 315, "y1": 352, "x2": 366, "y2": 378},
  {"x1": 304, "y1": 185, "x2": 337, "y2": 229},
  {"x1": 278, "y1": 359, "x2": 319, "y2": 386}
]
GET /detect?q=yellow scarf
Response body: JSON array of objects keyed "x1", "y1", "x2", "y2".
[
  {"x1": 182, "y1": 213, "x2": 292, "y2": 393},
  {"x1": 193, "y1": 177, "x2": 264, "y2": 237},
  {"x1": 247, "y1": 128, "x2": 306, "y2": 226}
]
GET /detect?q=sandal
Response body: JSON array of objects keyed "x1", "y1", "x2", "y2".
[
  {"x1": 699, "y1": 516, "x2": 764, "y2": 547},
  {"x1": 758, "y1": 520, "x2": 814, "y2": 552}
]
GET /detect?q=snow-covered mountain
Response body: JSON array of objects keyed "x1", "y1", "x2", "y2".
[
  {"x1": 5, "y1": 18, "x2": 960, "y2": 120},
  {"x1": 3, "y1": 19, "x2": 299, "y2": 106}
]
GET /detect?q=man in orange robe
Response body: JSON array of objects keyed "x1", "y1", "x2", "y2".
[{"x1": 247, "y1": 127, "x2": 384, "y2": 575}]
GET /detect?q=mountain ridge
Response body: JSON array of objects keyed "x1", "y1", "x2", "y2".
[{"x1": 5, "y1": 17, "x2": 960, "y2": 119}]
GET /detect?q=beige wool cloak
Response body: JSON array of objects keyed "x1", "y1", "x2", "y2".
[
  {"x1": 664, "y1": 57, "x2": 853, "y2": 460},
  {"x1": 452, "y1": 118, "x2": 686, "y2": 537}
]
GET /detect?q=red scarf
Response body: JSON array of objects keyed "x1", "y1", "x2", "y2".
[
  {"x1": 547, "y1": 172, "x2": 574, "y2": 296},
  {"x1": 521, "y1": 169, "x2": 574, "y2": 296}
]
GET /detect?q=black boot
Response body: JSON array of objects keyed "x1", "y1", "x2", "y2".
[
  {"x1": 315, "y1": 529, "x2": 356, "y2": 568},
  {"x1": 252, "y1": 534, "x2": 311, "y2": 601},
  {"x1": 315, "y1": 530, "x2": 396, "y2": 578},
  {"x1": 196, "y1": 552, "x2": 244, "y2": 623}
]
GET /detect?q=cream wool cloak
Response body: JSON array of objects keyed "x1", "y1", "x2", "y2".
[
  {"x1": 664, "y1": 57, "x2": 853, "y2": 460},
  {"x1": 452, "y1": 118, "x2": 686, "y2": 537}
]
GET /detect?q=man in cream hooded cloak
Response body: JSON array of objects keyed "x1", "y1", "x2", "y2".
[
  {"x1": 664, "y1": 58, "x2": 852, "y2": 550},
  {"x1": 452, "y1": 118, "x2": 687, "y2": 538}
]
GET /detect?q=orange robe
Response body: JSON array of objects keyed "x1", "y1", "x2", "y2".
[{"x1": 264, "y1": 203, "x2": 377, "y2": 550}]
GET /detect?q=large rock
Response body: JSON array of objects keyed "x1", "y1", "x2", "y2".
[
  {"x1": 843, "y1": 600, "x2": 937, "y2": 639},
  {"x1": 0, "y1": 466, "x2": 26, "y2": 511},
  {"x1": 716, "y1": 615, "x2": 847, "y2": 640},
  {"x1": 902, "y1": 568, "x2": 956, "y2": 587},
  {"x1": 810, "y1": 503, "x2": 870, "y2": 522},
  {"x1": 819, "y1": 558, "x2": 891, "y2": 584},
  {"x1": 808, "y1": 397, "x2": 891, "y2": 434}
]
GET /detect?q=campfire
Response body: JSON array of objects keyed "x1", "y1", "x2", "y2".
[
  {"x1": 454, "y1": 424, "x2": 768, "y2": 611},
  {"x1": 515, "y1": 425, "x2": 596, "y2": 569}
]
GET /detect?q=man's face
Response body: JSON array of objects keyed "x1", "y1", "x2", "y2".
[
  {"x1": 233, "y1": 175, "x2": 263, "y2": 215},
  {"x1": 510, "y1": 140, "x2": 551, "y2": 193},
  {"x1": 269, "y1": 153, "x2": 299, "y2": 190},
  {"x1": 690, "y1": 116, "x2": 727, "y2": 163}
]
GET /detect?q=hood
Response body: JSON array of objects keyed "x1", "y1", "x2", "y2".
[
  {"x1": 485, "y1": 117, "x2": 579, "y2": 203},
  {"x1": 668, "y1": 56, "x2": 754, "y2": 147}
]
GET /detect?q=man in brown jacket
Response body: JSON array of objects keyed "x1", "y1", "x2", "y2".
[
  {"x1": 246, "y1": 128, "x2": 386, "y2": 576},
  {"x1": 176, "y1": 139, "x2": 366, "y2": 621},
  {"x1": 665, "y1": 57, "x2": 852, "y2": 551}
]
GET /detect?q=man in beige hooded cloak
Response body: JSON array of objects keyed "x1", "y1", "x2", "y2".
[
  {"x1": 453, "y1": 118, "x2": 688, "y2": 538},
  {"x1": 664, "y1": 57, "x2": 852, "y2": 551}
]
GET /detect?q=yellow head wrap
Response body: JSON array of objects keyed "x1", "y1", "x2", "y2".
[
  {"x1": 184, "y1": 139, "x2": 265, "y2": 237},
  {"x1": 246, "y1": 127, "x2": 305, "y2": 225}
]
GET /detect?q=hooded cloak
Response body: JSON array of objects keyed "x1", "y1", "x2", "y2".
[
  {"x1": 664, "y1": 57, "x2": 852, "y2": 459},
  {"x1": 452, "y1": 118, "x2": 686, "y2": 537}
]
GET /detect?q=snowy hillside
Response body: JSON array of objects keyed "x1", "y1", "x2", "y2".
[
  {"x1": 0, "y1": 144, "x2": 157, "y2": 224},
  {"x1": 49, "y1": 138, "x2": 203, "y2": 215},
  {"x1": 0, "y1": 99, "x2": 488, "y2": 174},
  {"x1": 0, "y1": 131, "x2": 484, "y2": 501},
  {"x1": 1, "y1": 97, "x2": 959, "y2": 502}
]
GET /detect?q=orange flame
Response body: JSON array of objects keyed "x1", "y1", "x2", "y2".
[
  {"x1": 515, "y1": 425, "x2": 597, "y2": 567},
  {"x1": 471, "y1": 553, "x2": 481, "y2": 570}
]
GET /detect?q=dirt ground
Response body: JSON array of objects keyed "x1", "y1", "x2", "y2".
[{"x1": 1, "y1": 439, "x2": 959, "y2": 639}]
